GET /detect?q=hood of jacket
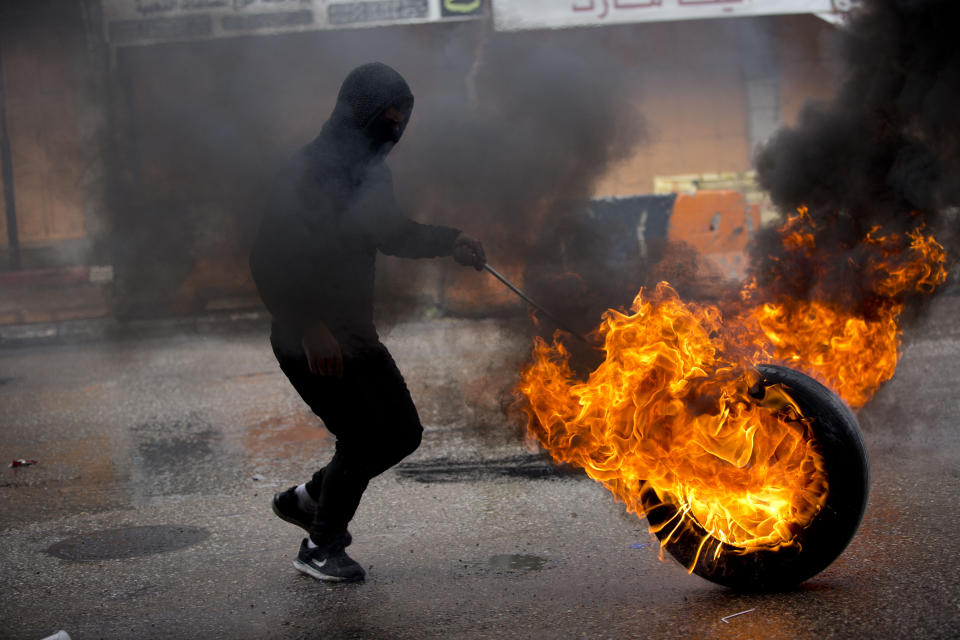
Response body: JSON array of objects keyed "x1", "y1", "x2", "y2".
[{"x1": 323, "y1": 62, "x2": 414, "y2": 157}]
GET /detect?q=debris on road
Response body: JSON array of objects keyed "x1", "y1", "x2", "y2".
[
  {"x1": 720, "y1": 608, "x2": 755, "y2": 624},
  {"x1": 629, "y1": 542, "x2": 650, "y2": 550},
  {"x1": 9, "y1": 459, "x2": 39, "y2": 467}
]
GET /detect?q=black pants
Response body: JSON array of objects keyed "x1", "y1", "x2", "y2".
[{"x1": 272, "y1": 336, "x2": 423, "y2": 545}]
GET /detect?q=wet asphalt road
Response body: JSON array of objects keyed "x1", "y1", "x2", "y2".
[{"x1": 0, "y1": 299, "x2": 958, "y2": 640}]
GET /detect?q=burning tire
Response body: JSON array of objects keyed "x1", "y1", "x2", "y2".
[{"x1": 642, "y1": 364, "x2": 869, "y2": 590}]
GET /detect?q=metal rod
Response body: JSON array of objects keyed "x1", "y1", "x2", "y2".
[{"x1": 482, "y1": 263, "x2": 590, "y2": 344}]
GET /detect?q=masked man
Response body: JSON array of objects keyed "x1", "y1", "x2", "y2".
[{"x1": 249, "y1": 63, "x2": 485, "y2": 582}]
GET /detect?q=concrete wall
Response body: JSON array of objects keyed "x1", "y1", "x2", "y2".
[{"x1": 595, "y1": 14, "x2": 841, "y2": 197}]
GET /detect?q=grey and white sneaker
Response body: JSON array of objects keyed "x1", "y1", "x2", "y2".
[
  {"x1": 272, "y1": 486, "x2": 312, "y2": 532},
  {"x1": 272, "y1": 487, "x2": 354, "y2": 546},
  {"x1": 293, "y1": 538, "x2": 366, "y2": 583}
]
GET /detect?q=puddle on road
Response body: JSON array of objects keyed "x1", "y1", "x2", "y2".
[
  {"x1": 488, "y1": 554, "x2": 550, "y2": 572},
  {"x1": 131, "y1": 418, "x2": 232, "y2": 496},
  {"x1": 222, "y1": 370, "x2": 281, "y2": 382},
  {"x1": 395, "y1": 455, "x2": 575, "y2": 483},
  {"x1": 134, "y1": 430, "x2": 220, "y2": 494},
  {"x1": 47, "y1": 525, "x2": 209, "y2": 561},
  {"x1": 459, "y1": 553, "x2": 553, "y2": 576},
  {"x1": 137, "y1": 431, "x2": 218, "y2": 467}
]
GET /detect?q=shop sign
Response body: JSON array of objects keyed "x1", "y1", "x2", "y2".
[
  {"x1": 492, "y1": 0, "x2": 860, "y2": 31},
  {"x1": 103, "y1": 0, "x2": 484, "y2": 46}
]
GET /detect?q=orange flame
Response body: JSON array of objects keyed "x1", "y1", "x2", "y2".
[
  {"x1": 780, "y1": 206, "x2": 817, "y2": 251},
  {"x1": 517, "y1": 211, "x2": 947, "y2": 553}
]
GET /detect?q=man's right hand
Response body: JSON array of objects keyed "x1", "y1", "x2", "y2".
[
  {"x1": 301, "y1": 322, "x2": 343, "y2": 378},
  {"x1": 452, "y1": 233, "x2": 486, "y2": 271}
]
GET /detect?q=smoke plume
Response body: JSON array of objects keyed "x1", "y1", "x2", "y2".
[
  {"x1": 387, "y1": 23, "x2": 645, "y2": 330},
  {"x1": 753, "y1": 0, "x2": 960, "y2": 309},
  {"x1": 110, "y1": 19, "x2": 644, "y2": 318},
  {"x1": 395, "y1": 24, "x2": 643, "y2": 250}
]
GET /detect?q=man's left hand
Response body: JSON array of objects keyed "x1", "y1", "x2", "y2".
[{"x1": 453, "y1": 234, "x2": 486, "y2": 271}]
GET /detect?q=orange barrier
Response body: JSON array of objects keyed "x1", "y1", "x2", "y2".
[{"x1": 668, "y1": 191, "x2": 761, "y2": 280}]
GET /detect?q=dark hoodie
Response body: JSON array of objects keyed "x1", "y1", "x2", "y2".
[{"x1": 249, "y1": 63, "x2": 461, "y2": 355}]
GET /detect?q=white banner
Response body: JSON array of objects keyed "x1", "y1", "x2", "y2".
[
  {"x1": 103, "y1": 0, "x2": 485, "y2": 46},
  {"x1": 492, "y1": 0, "x2": 858, "y2": 31}
]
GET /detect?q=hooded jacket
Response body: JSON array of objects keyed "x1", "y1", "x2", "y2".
[{"x1": 249, "y1": 63, "x2": 461, "y2": 355}]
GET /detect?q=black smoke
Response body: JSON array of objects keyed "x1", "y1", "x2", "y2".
[
  {"x1": 387, "y1": 24, "x2": 645, "y2": 332},
  {"x1": 106, "y1": 19, "x2": 644, "y2": 319},
  {"x1": 752, "y1": 0, "x2": 960, "y2": 308},
  {"x1": 396, "y1": 25, "x2": 643, "y2": 251}
]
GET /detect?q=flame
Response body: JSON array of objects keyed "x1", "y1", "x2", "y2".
[
  {"x1": 780, "y1": 206, "x2": 817, "y2": 251},
  {"x1": 738, "y1": 214, "x2": 948, "y2": 408},
  {"x1": 517, "y1": 211, "x2": 947, "y2": 556}
]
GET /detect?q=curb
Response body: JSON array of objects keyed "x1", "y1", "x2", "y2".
[{"x1": 0, "y1": 309, "x2": 271, "y2": 349}]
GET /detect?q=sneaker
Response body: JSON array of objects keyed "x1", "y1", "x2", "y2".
[
  {"x1": 293, "y1": 538, "x2": 366, "y2": 583},
  {"x1": 271, "y1": 486, "x2": 312, "y2": 532},
  {"x1": 271, "y1": 488, "x2": 355, "y2": 546}
]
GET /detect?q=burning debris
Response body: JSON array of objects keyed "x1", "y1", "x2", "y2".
[
  {"x1": 511, "y1": 0, "x2": 956, "y2": 587},
  {"x1": 514, "y1": 200, "x2": 945, "y2": 582},
  {"x1": 754, "y1": 0, "x2": 960, "y2": 304},
  {"x1": 514, "y1": 212, "x2": 945, "y2": 587}
]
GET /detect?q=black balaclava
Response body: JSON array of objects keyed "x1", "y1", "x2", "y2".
[{"x1": 330, "y1": 62, "x2": 414, "y2": 155}]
